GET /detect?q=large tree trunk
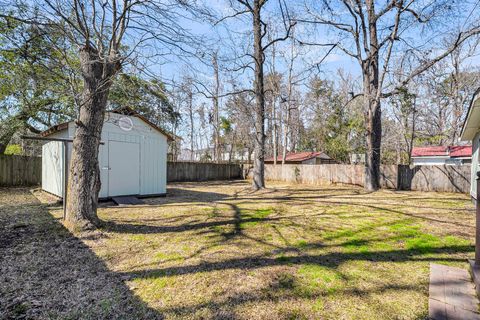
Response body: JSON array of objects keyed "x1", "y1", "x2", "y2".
[
  {"x1": 252, "y1": 0, "x2": 265, "y2": 190},
  {"x1": 65, "y1": 46, "x2": 117, "y2": 230},
  {"x1": 282, "y1": 107, "x2": 289, "y2": 165},
  {"x1": 364, "y1": 0, "x2": 381, "y2": 192},
  {"x1": 364, "y1": 100, "x2": 382, "y2": 191}
]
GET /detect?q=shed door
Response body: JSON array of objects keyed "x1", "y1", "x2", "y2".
[{"x1": 108, "y1": 140, "x2": 140, "y2": 196}]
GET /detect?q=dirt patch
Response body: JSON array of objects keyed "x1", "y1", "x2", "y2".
[{"x1": 0, "y1": 188, "x2": 161, "y2": 319}]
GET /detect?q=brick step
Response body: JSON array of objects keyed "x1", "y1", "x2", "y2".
[{"x1": 429, "y1": 263, "x2": 480, "y2": 320}]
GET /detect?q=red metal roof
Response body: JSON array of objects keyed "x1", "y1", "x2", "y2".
[
  {"x1": 449, "y1": 145, "x2": 472, "y2": 157},
  {"x1": 411, "y1": 145, "x2": 472, "y2": 158},
  {"x1": 265, "y1": 151, "x2": 331, "y2": 162}
]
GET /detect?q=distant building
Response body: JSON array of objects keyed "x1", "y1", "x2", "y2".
[
  {"x1": 411, "y1": 146, "x2": 472, "y2": 166},
  {"x1": 178, "y1": 147, "x2": 251, "y2": 163},
  {"x1": 178, "y1": 148, "x2": 214, "y2": 162},
  {"x1": 350, "y1": 153, "x2": 365, "y2": 164},
  {"x1": 220, "y1": 148, "x2": 251, "y2": 163},
  {"x1": 265, "y1": 151, "x2": 335, "y2": 165}
]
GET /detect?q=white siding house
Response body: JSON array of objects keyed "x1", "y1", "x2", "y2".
[
  {"x1": 411, "y1": 146, "x2": 472, "y2": 166},
  {"x1": 41, "y1": 107, "x2": 172, "y2": 198}
]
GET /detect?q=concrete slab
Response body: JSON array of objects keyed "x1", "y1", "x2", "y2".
[
  {"x1": 112, "y1": 196, "x2": 144, "y2": 206},
  {"x1": 429, "y1": 263, "x2": 480, "y2": 320}
]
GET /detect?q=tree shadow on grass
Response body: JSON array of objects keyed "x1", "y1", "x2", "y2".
[
  {"x1": 110, "y1": 195, "x2": 473, "y2": 285},
  {"x1": 0, "y1": 193, "x2": 162, "y2": 319},
  {"x1": 113, "y1": 229, "x2": 471, "y2": 317},
  {"x1": 100, "y1": 187, "x2": 232, "y2": 208},
  {"x1": 224, "y1": 192, "x2": 473, "y2": 230},
  {"x1": 160, "y1": 281, "x2": 430, "y2": 318},
  {"x1": 120, "y1": 243, "x2": 473, "y2": 281},
  {"x1": 102, "y1": 207, "x2": 323, "y2": 235}
]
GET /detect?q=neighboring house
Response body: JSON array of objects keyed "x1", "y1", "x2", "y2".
[
  {"x1": 265, "y1": 151, "x2": 335, "y2": 165},
  {"x1": 461, "y1": 89, "x2": 480, "y2": 200},
  {"x1": 41, "y1": 106, "x2": 172, "y2": 199},
  {"x1": 178, "y1": 147, "x2": 250, "y2": 163},
  {"x1": 220, "y1": 148, "x2": 251, "y2": 163},
  {"x1": 411, "y1": 146, "x2": 472, "y2": 166}
]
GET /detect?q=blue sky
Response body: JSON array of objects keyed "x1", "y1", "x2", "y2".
[
  {"x1": 7, "y1": 0, "x2": 478, "y2": 142},
  {"x1": 152, "y1": 0, "x2": 479, "y2": 96},
  {"x1": 143, "y1": 0, "x2": 480, "y2": 145}
]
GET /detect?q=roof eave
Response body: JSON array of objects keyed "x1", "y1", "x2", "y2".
[
  {"x1": 411, "y1": 155, "x2": 449, "y2": 159},
  {"x1": 40, "y1": 122, "x2": 69, "y2": 137},
  {"x1": 461, "y1": 88, "x2": 480, "y2": 141},
  {"x1": 39, "y1": 108, "x2": 176, "y2": 142}
]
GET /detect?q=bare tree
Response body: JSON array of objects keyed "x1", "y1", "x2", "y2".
[
  {"x1": 179, "y1": 77, "x2": 196, "y2": 160},
  {"x1": 221, "y1": 0, "x2": 295, "y2": 189},
  {"x1": 211, "y1": 52, "x2": 222, "y2": 163},
  {"x1": 389, "y1": 87, "x2": 417, "y2": 164},
  {"x1": 5, "y1": 0, "x2": 201, "y2": 229},
  {"x1": 281, "y1": 26, "x2": 300, "y2": 164},
  {"x1": 264, "y1": 27, "x2": 281, "y2": 165},
  {"x1": 302, "y1": 0, "x2": 480, "y2": 190}
]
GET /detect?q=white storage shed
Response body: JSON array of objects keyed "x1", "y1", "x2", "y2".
[{"x1": 41, "y1": 107, "x2": 172, "y2": 199}]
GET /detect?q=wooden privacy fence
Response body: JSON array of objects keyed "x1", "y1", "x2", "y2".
[
  {"x1": 264, "y1": 164, "x2": 472, "y2": 193},
  {"x1": 167, "y1": 161, "x2": 243, "y2": 182},
  {"x1": 0, "y1": 156, "x2": 243, "y2": 186},
  {"x1": 396, "y1": 165, "x2": 471, "y2": 193},
  {"x1": 0, "y1": 155, "x2": 42, "y2": 186},
  {"x1": 0, "y1": 154, "x2": 470, "y2": 193}
]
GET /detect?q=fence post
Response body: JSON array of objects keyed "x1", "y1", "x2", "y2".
[{"x1": 397, "y1": 165, "x2": 401, "y2": 190}]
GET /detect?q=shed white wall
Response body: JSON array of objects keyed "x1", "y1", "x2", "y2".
[
  {"x1": 99, "y1": 112, "x2": 168, "y2": 197},
  {"x1": 42, "y1": 130, "x2": 69, "y2": 197},
  {"x1": 42, "y1": 112, "x2": 168, "y2": 198}
]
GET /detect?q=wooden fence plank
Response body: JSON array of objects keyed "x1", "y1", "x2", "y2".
[
  {"x1": 0, "y1": 155, "x2": 42, "y2": 187},
  {"x1": 166, "y1": 161, "x2": 243, "y2": 182},
  {"x1": 263, "y1": 164, "x2": 471, "y2": 193},
  {"x1": 0, "y1": 154, "x2": 471, "y2": 193}
]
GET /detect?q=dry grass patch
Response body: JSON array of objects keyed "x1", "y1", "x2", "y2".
[{"x1": 1, "y1": 181, "x2": 476, "y2": 319}]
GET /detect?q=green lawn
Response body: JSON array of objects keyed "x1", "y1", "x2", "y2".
[{"x1": 1, "y1": 181, "x2": 476, "y2": 319}]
